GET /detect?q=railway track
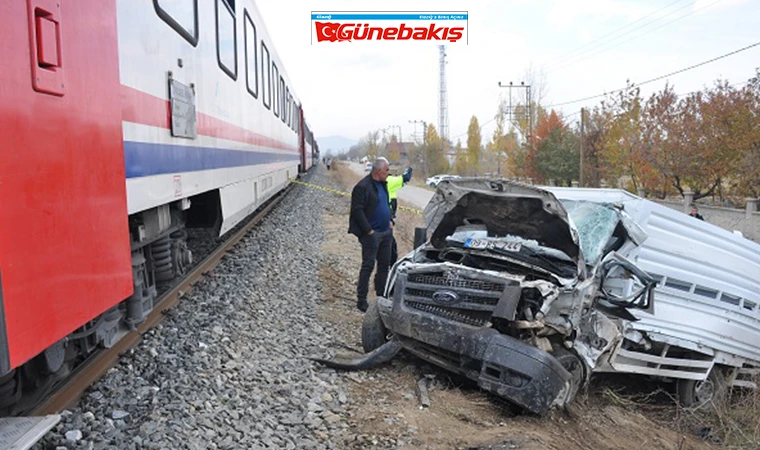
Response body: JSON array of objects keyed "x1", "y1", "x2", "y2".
[{"x1": 28, "y1": 184, "x2": 293, "y2": 417}]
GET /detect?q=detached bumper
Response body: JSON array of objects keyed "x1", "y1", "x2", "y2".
[{"x1": 379, "y1": 296, "x2": 570, "y2": 415}]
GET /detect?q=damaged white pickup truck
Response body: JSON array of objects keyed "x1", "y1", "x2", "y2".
[{"x1": 314, "y1": 178, "x2": 760, "y2": 416}]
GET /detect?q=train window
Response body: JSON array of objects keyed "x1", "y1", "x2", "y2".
[
  {"x1": 243, "y1": 11, "x2": 258, "y2": 98},
  {"x1": 272, "y1": 63, "x2": 280, "y2": 118},
  {"x1": 289, "y1": 95, "x2": 295, "y2": 130},
  {"x1": 721, "y1": 293, "x2": 741, "y2": 306},
  {"x1": 154, "y1": 0, "x2": 199, "y2": 46},
  {"x1": 261, "y1": 42, "x2": 271, "y2": 109},
  {"x1": 279, "y1": 76, "x2": 286, "y2": 124},
  {"x1": 284, "y1": 86, "x2": 290, "y2": 126},
  {"x1": 216, "y1": 0, "x2": 237, "y2": 80},
  {"x1": 287, "y1": 93, "x2": 293, "y2": 130}
]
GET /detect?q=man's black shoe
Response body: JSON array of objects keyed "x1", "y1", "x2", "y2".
[{"x1": 357, "y1": 299, "x2": 368, "y2": 312}]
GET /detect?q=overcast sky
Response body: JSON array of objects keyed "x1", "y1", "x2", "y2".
[{"x1": 255, "y1": 0, "x2": 759, "y2": 146}]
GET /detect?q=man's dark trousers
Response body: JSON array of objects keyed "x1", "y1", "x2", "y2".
[
  {"x1": 357, "y1": 229, "x2": 394, "y2": 304},
  {"x1": 389, "y1": 199, "x2": 399, "y2": 265}
]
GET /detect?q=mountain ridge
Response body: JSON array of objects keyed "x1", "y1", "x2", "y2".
[{"x1": 316, "y1": 135, "x2": 358, "y2": 154}]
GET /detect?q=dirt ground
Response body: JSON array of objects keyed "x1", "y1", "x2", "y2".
[{"x1": 316, "y1": 162, "x2": 720, "y2": 450}]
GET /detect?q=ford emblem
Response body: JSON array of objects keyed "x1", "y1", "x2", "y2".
[{"x1": 432, "y1": 290, "x2": 460, "y2": 305}]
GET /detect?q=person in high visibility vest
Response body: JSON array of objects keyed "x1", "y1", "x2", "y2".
[
  {"x1": 387, "y1": 167, "x2": 413, "y2": 219},
  {"x1": 386, "y1": 166, "x2": 413, "y2": 264}
]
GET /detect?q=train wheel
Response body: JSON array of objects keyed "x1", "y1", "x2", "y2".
[{"x1": 0, "y1": 371, "x2": 21, "y2": 409}]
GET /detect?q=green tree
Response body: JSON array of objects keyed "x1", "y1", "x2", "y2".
[
  {"x1": 486, "y1": 99, "x2": 511, "y2": 176},
  {"x1": 366, "y1": 130, "x2": 380, "y2": 160},
  {"x1": 535, "y1": 126, "x2": 580, "y2": 185},
  {"x1": 454, "y1": 139, "x2": 467, "y2": 175},
  {"x1": 388, "y1": 134, "x2": 401, "y2": 162},
  {"x1": 528, "y1": 109, "x2": 564, "y2": 182},
  {"x1": 424, "y1": 124, "x2": 448, "y2": 175},
  {"x1": 465, "y1": 115, "x2": 481, "y2": 176},
  {"x1": 597, "y1": 82, "x2": 646, "y2": 190}
]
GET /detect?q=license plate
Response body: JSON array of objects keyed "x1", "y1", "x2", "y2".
[
  {"x1": 493, "y1": 241, "x2": 522, "y2": 252},
  {"x1": 463, "y1": 238, "x2": 521, "y2": 252},
  {"x1": 463, "y1": 238, "x2": 489, "y2": 249}
]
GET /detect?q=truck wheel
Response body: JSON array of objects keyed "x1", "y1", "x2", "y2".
[
  {"x1": 554, "y1": 348, "x2": 585, "y2": 405},
  {"x1": 362, "y1": 301, "x2": 389, "y2": 353},
  {"x1": 677, "y1": 367, "x2": 727, "y2": 409}
]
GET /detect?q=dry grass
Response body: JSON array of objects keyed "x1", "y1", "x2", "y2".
[
  {"x1": 593, "y1": 374, "x2": 760, "y2": 449},
  {"x1": 675, "y1": 385, "x2": 760, "y2": 449}
]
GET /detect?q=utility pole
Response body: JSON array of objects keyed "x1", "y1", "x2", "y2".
[
  {"x1": 409, "y1": 119, "x2": 428, "y2": 175},
  {"x1": 388, "y1": 124, "x2": 401, "y2": 142},
  {"x1": 498, "y1": 81, "x2": 532, "y2": 179},
  {"x1": 580, "y1": 108, "x2": 585, "y2": 188},
  {"x1": 497, "y1": 81, "x2": 532, "y2": 142}
]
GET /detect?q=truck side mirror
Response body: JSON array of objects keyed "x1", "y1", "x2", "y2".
[
  {"x1": 599, "y1": 251, "x2": 656, "y2": 315},
  {"x1": 414, "y1": 227, "x2": 427, "y2": 249}
]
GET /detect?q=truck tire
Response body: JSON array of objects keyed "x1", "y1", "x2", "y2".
[
  {"x1": 554, "y1": 348, "x2": 585, "y2": 405},
  {"x1": 677, "y1": 367, "x2": 727, "y2": 409},
  {"x1": 362, "y1": 301, "x2": 388, "y2": 353}
]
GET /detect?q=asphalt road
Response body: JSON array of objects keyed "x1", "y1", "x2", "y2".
[{"x1": 347, "y1": 162, "x2": 435, "y2": 211}]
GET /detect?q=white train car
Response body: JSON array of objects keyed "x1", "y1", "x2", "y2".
[
  {"x1": 0, "y1": 0, "x2": 318, "y2": 422},
  {"x1": 119, "y1": 0, "x2": 314, "y2": 236}
]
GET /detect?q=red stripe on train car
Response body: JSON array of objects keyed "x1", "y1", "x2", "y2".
[
  {"x1": 0, "y1": 0, "x2": 133, "y2": 370},
  {"x1": 121, "y1": 85, "x2": 299, "y2": 153}
]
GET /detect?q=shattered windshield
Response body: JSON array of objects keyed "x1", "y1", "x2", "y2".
[{"x1": 560, "y1": 201, "x2": 620, "y2": 266}]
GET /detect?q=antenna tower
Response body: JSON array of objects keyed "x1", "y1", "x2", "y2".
[{"x1": 438, "y1": 45, "x2": 449, "y2": 143}]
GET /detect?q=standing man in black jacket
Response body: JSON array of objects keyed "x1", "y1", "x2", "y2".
[{"x1": 348, "y1": 158, "x2": 394, "y2": 312}]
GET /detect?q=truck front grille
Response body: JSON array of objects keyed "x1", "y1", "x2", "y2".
[
  {"x1": 406, "y1": 301, "x2": 491, "y2": 327},
  {"x1": 402, "y1": 269, "x2": 514, "y2": 327},
  {"x1": 407, "y1": 272, "x2": 505, "y2": 292}
]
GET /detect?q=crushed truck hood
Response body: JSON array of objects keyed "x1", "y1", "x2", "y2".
[{"x1": 422, "y1": 178, "x2": 584, "y2": 271}]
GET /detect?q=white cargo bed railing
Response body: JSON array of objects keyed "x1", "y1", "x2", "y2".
[{"x1": 545, "y1": 187, "x2": 760, "y2": 381}]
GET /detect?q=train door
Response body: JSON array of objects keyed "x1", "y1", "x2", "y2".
[
  {"x1": 298, "y1": 105, "x2": 307, "y2": 173},
  {"x1": 0, "y1": 0, "x2": 133, "y2": 372}
]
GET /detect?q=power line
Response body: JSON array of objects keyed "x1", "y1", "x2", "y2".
[
  {"x1": 674, "y1": 79, "x2": 750, "y2": 98},
  {"x1": 546, "y1": 0, "x2": 726, "y2": 74},
  {"x1": 450, "y1": 43, "x2": 758, "y2": 140},
  {"x1": 546, "y1": 40, "x2": 760, "y2": 108},
  {"x1": 451, "y1": 75, "x2": 754, "y2": 141},
  {"x1": 545, "y1": 0, "x2": 691, "y2": 70},
  {"x1": 450, "y1": 117, "x2": 496, "y2": 141}
]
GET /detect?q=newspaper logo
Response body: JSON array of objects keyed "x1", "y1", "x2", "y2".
[{"x1": 312, "y1": 13, "x2": 468, "y2": 44}]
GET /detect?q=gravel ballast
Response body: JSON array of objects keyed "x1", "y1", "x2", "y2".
[{"x1": 34, "y1": 168, "x2": 351, "y2": 450}]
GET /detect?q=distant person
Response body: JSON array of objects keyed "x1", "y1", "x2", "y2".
[
  {"x1": 387, "y1": 167, "x2": 413, "y2": 219},
  {"x1": 689, "y1": 205, "x2": 705, "y2": 221},
  {"x1": 348, "y1": 158, "x2": 394, "y2": 313},
  {"x1": 386, "y1": 167, "x2": 414, "y2": 264},
  {"x1": 326, "y1": 158, "x2": 331, "y2": 170}
]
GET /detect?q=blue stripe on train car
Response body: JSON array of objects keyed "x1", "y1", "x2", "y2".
[{"x1": 124, "y1": 141, "x2": 301, "y2": 178}]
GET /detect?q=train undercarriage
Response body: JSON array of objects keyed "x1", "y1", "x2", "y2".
[{"x1": 0, "y1": 194, "x2": 219, "y2": 416}]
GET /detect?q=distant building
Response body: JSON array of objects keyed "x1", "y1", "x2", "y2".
[
  {"x1": 386, "y1": 141, "x2": 416, "y2": 161},
  {"x1": 445, "y1": 150, "x2": 456, "y2": 167}
]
